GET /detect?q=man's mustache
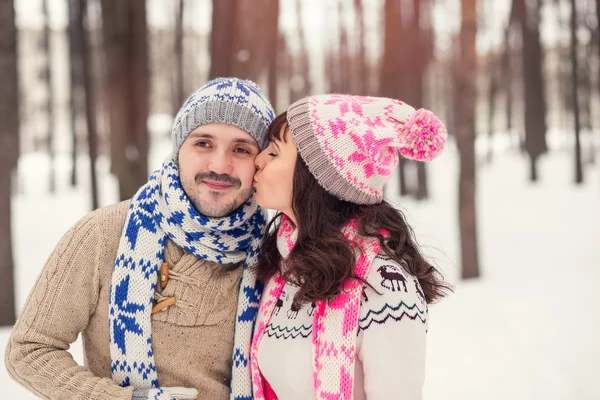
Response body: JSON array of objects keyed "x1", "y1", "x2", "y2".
[{"x1": 195, "y1": 172, "x2": 241, "y2": 188}]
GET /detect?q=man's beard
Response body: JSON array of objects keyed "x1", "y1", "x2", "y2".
[{"x1": 183, "y1": 172, "x2": 253, "y2": 217}]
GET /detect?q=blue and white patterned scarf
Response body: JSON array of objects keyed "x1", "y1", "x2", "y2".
[{"x1": 108, "y1": 159, "x2": 265, "y2": 399}]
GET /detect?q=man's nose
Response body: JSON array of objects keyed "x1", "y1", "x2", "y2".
[{"x1": 207, "y1": 150, "x2": 234, "y2": 175}]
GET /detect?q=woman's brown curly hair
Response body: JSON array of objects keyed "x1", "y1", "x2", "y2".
[{"x1": 256, "y1": 112, "x2": 451, "y2": 307}]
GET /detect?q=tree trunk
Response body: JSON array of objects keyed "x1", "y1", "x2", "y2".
[
  {"x1": 0, "y1": 0, "x2": 19, "y2": 325},
  {"x1": 515, "y1": 0, "x2": 548, "y2": 181},
  {"x1": 68, "y1": 0, "x2": 84, "y2": 187},
  {"x1": 337, "y1": 0, "x2": 350, "y2": 93},
  {"x1": 398, "y1": 158, "x2": 409, "y2": 196},
  {"x1": 583, "y1": 13, "x2": 595, "y2": 166},
  {"x1": 415, "y1": 163, "x2": 428, "y2": 200},
  {"x1": 354, "y1": 0, "x2": 367, "y2": 95},
  {"x1": 174, "y1": 0, "x2": 185, "y2": 110},
  {"x1": 79, "y1": 0, "x2": 99, "y2": 210},
  {"x1": 529, "y1": 155, "x2": 538, "y2": 181},
  {"x1": 412, "y1": 0, "x2": 434, "y2": 200},
  {"x1": 587, "y1": 24, "x2": 597, "y2": 166},
  {"x1": 295, "y1": 0, "x2": 310, "y2": 97},
  {"x1": 595, "y1": 0, "x2": 600, "y2": 98},
  {"x1": 487, "y1": 61, "x2": 499, "y2": 163},
  {"x1": 457, "y1": 0, "x2": 480, "y2": 279},
  {"x1": 231, "y1": 0, "x2": 278, "y2": 82},
  {"x1": 582, "y1": 30, "x2": 592, "y2": 132},
  {"x1": 381, "y1": 0, "x2": 409, "y2": 196},
  {"x1": 379, "y1": 0, "x2": 404, "y2": 98},
  {"x1": 266, "y1": 2, "x2": 279, "y2": 111},
  {"x1": 571, "y1": 0, "x2": 583, "y2": 183},
  {"x1": 42, "y1": 0, "x2": 56, "y2": 193},
  {"x1": 209, "y1": 0, "x2": 237, "y2": 79},
  {"x1": 277, "y1": 33, "x2": 289, "y2": 108},
  {"x1": 502, "y1": 26, "x2": 513, "y2": 135},
  {"x1": 101, "y1": 0, "x2": 149, "y2": 200},
  {"x1": 322, "y1": 0, "x2": 340, "y2": 93}
]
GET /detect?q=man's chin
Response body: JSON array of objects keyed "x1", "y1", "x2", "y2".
[
  {"x1": 192, "y1": 196, "x2": 243, "y2": 218},
  {"x1": 186, "y1": 187, "x2": 254, "y2": 217}
]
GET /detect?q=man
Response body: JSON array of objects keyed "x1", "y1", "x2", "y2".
[{"x1": 5, "y1": 77, "x2": 275, "y2": 400}]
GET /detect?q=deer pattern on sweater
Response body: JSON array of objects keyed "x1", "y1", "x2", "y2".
[{"x1": 263, "y1": 255, "x2": 428, "y2": 341}]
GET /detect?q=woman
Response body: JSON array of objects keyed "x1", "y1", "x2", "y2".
[{"x1": 251, "y1": 94, "x2": 450, "y2": 400}]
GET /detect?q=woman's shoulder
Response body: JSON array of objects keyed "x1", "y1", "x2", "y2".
[{"x1": 358, "y1": 253, "x2": 428, "y2": 331}]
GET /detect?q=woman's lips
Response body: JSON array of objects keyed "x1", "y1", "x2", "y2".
[{"x1": 203, "y1": 180, "x2": 233, "y2": 190}]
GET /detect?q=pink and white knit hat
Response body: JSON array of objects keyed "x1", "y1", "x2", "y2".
[{"x1": 287, "y1": 94, "x2": 447, "y2": 205}]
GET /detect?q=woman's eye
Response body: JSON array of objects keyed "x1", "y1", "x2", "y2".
[{"x1": 268, "y1": 152, "x2": 277, "y2": 157}]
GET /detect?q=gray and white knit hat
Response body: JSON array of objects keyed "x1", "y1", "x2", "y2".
[{"x1": 171, "y1": 77, "x2": 275, "y2": 158}]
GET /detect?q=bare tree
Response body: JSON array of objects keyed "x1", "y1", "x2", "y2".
[
  {"x1": 288, "y1": 0, "x2": 310, "y2": 102},
  {"x1": 101, "y1": 0, "x2": 150, "y2": 200},
  {"x1": 324, "y1": 0, "x2": 341, "y2": 93},
  {"x1": 487, "y1": 53, "x2": 500, "y2": 163},
  {"x1": 580, "y1": 5, "x2": 593, "y2": 134},
  {"x1": 68, "y1": 0, "x2": 85, "y2": 186},
  {"x1": 512, "y1": 0, "x2": 548, "y2": 181},
  {"x1": 337, "y1": 0, "x2": 350, "y2": 93},
  {"x1": 230, "y1": 0, "x2": 279, "y2": 83},
  {"x1": 174, "y1": 0, "x2": 185, "y2": 110},
  {"x1": 209, "y1": 0, "x2": 238, "y2": 78},
  {"x1": 266, "y1": 2, "x2": 279, "y2": 110},
  {"x1": 353, "y1": 0, "x2": 367, "y2": 94},
  {"x1": 42, "y1": 0, "x2": 56, "y2": 192},
  {"x1": 586, "y1": 13, "x2": 597, "y2": 165},
  {"x1": 596, "y1": 0, "x2": 600, "y2": 96},
  {"x1": 501, "y1": 25, "x2": 514, "y2": 137},
  {"x1": 382, "y1": 0, "x2": 433, "y2": 199},
  {"x1": 571, "y1": 0, "x2": 583, "y2": 183},
  {"x1": 456, "y1": 0, "x2": 481, "y2": 279},
  {"x1": 381, "y1": 0, "x2": 409, "y2": 196},
  {"x1": 74, "y1": 0, "x2": 99, "y2": 209},
  {"x1": 276, "y1": 33, "x2": 289, "y2": 108},
  {"x1": 410, "y1": 0, "x2": 435, "y2": 200},
  {"x1": 0, "y1": 0, "x2": 19, "y2": 325}
]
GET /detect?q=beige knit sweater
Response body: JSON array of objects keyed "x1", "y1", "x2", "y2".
[{"x1": 5, "y1": 201, "x2": 243, "y2": 400}]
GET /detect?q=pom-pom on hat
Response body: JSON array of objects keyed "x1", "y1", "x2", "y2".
[{"x1": 286, "y1": 94, "x2": 447, "y2": 205}]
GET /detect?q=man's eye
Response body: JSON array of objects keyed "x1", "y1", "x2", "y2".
[
  {"x1": 234, "y1": 148, "x2": 250, "y2": 154},
  {"x1": 195, "y1": 141, "x2": 210, "y2": 147}
]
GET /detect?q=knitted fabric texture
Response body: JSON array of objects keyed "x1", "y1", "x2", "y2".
[
  {"x1": 109, "y1": 159, "x2": 266, "y2": 400},
  {"x1": 171, "y1": 77, "x2": 275, "y2": 157},
  {"x1": 250, "y1": 217, "x2": 381, "y2": 400},
  {"x1": 287, "y1": 94, "x2": 447, "y2": 205}
]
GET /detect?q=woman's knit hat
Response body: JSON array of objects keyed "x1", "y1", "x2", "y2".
[
  {"x1": 287, "y1": 94, "x2": 447, "y2": 205},
  {"x1": 171, "y1": 77, "x2": 275, "y2": 158}
]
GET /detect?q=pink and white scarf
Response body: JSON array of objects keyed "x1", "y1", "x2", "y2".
[{"x1": 250, "y1": 216, "x2": 381, "y2": 400}]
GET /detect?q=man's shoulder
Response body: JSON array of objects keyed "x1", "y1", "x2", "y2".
[
  {"x1": 79, "y1": 200, "x2": 131, "y2": 240},
  {"x1": 89, "y1": 200, "x2": 130, "y2": 226}
]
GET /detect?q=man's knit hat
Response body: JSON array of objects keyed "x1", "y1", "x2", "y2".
[
  {"x1": 287, "y1": 94, "x2": 447, "y2": 205},
  {"x1": 171, "y1": 77, "x2": 275, "y2": 158}
]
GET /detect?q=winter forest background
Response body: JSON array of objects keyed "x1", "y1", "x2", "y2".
[{"x1": 0, "y1": 0, "x2": 598, "y2": 399}]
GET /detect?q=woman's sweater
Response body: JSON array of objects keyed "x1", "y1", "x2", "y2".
[{"x1": 255, "y1": 254, "x2": 428, "y2": 399}]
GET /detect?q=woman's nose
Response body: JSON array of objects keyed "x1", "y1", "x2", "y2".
[{"x1": 255, "y1": 151, "x2": 267, "y2": 170}]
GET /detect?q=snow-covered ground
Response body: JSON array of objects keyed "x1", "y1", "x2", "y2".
[{"x1": 2, "y1": 133, "x2": 599, "y2": 399}]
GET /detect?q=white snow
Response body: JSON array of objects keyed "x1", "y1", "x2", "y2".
[{"x1": 2, "y1": 133, "x2": 599, "y2": 399}]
